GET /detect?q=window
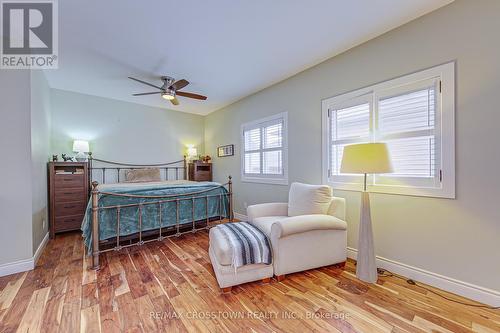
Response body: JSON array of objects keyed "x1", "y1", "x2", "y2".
[
  {"x1": 322, "y1": 62, "x2": 455, "y2": 198},
  {"x1": 241, "y1": 112, "x2": 288, "y2": 185}
]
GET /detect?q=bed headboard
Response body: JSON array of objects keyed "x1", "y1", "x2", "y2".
[{"x1": 88, "y1": 152, "x2": 187, "y2": 185}]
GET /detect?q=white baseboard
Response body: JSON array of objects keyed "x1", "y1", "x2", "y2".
[
  {"x1": 0, "y1": 258, "x2": 34, "y2": 277},
  {"x1": 347, "y1": 247, "x2": 500, "y2": 307},
  {"x1": 229, "y1": 214, "x2": 498, "y2": 306},
  {"x1": 0, "y1": 232, "x2": 49, "y2": 277},
  {"x1": 34, "y1": 232, "x2": 50, "y2": 266},
  {"x1": 234, "y1": 212, "x2": 248, "y2": 221}
]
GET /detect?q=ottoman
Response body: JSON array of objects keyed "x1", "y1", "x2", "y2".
[{"x1": 209, "y1": 226, "x2": 274, "y2": 292}]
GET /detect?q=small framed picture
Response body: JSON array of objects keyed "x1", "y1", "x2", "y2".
[{"x1": 218, "y1": 144, "x2": 234, "y2": 157}]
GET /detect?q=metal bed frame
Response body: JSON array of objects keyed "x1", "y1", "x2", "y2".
[{"x1": 87, "y1": 153, "x2": 233, "y2": 270}]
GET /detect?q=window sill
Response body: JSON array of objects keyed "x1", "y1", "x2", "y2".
[
  {"x1": 241, "y1": 176, "x2": 288, "y2": 186},
  {"x1": 327, "y1": 181, "x2": 455, "y2": 199}
]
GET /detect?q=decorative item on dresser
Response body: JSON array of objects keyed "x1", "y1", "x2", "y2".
[
  {"x1": 188, "y1": 160, "x2": 213, "y2": 181},
  {"x1": 200, "y1": 155, "x2": 212, "y2": 163},
  {"x1": 48, "y1": 162, "x2": 89, "y2": 238},
  {"x1": 61, "y1": 153, "x2": 74, "y2": 162}
]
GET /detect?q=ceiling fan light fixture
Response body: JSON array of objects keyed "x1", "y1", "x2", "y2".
[
  {"x1": 129, "y1": 76, "x2": 206, "y2": 103},
  {"x1": 161, "y1": 91, "x2": 175, "y2": 100}
]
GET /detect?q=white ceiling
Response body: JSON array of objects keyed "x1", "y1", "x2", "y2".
[{"x1": 45, "y1": 0, "x2": 453, "y2": 115}]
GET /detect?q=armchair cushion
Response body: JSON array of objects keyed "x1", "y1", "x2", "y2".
[
  {"x1": 271, "y1": 214, "x2": 347, "y2": 238},
  {"x1": 250, "y1": 215, "x2": 289, "y2": 236},
  {"x1": 247, "y1": 202, "x2": 288, "y2": 222},
  {"x1": 288, "y1": 182, "x2": 332, "y2": 216},
  {"x1": 250, "y1": 214, "x2": 347, "y2": 239},
  {"x1": 327, "y1": 197, "x2": 346, "y2": 221}
]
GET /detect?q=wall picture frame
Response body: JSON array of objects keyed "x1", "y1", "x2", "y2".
[{"x1": 218, "y1": 144, "x2": 234, "y2": 157}]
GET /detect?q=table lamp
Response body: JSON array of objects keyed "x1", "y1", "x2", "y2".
[
  {"x1": 340, "y1": 143, "x2": 393, "y2": 283},
  {"x1": 73, "y1": 140, "x2": 90, "y2": 162},
  {"x1": 186, "y1": 144, "x2": 198, "y2": 161}
]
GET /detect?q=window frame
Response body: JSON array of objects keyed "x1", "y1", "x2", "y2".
[
  {"x1": 321, "y1": 62, "x2": 455, "y2": 198},
  {"x1": 241, "y1": 112, "x2": 288, "y2": 185}
]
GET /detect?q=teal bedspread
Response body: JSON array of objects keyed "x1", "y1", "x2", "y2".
[{"x1": 81, "y1": 181, "x2": 229, "y2": 253}]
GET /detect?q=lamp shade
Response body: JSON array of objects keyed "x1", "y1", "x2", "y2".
[
  {"x1": 340, "y1": 143, "x2": 393, "y2": 174},
  {"x1": 186, "y1": 145, "x2": 197, "y2": 158},
  {"x1": 72, "y1": 140, "x2": 89, "y2": 153}
]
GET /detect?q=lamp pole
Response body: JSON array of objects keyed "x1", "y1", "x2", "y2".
[{"x1": 357, "y1": 173, "x2": 378, "y2": 283}]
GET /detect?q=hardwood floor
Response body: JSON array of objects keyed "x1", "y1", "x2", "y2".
[{"x1": 0, "y1": 231, "x2": 498, "y2": 333}]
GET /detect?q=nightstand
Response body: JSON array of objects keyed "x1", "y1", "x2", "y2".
[
  {"x1": 188, "y1": 161, "x2": 212, "y2": 181},
  {"x1": 48, "y1": 162, "x2": 89, "y2": 238}
]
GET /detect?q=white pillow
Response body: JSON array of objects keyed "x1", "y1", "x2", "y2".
[{"x1": 288, "y1": 182, "x2": 332, "y2": 217}]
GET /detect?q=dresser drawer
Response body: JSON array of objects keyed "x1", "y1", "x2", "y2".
[
  {"x1": 195, "y1": 172, "x2": 211, "y2": 181},
  {"x1": 55, "y1": 201, "x2": 87, "y2": 217},
  {"x1": 55, "y1": 188, "x2": 87, "y2": 202},
  {"x1": 55, "y1": 214, "x2": 83, "y2": 232},
  {"x1": 54, "y1": 174, "x2": 85, "y2": 188}
]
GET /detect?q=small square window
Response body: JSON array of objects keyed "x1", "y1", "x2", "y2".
[{"x1": 241, "y1": 112, "x2": 288, "y2": 185}]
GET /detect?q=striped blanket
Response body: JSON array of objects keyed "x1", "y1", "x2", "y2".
[{"x1": 215, "y1": 222, "x2": 272, "y2": 269}]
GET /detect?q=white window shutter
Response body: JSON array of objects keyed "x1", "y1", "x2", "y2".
[
  {"x1": 244, "y1": 128, "x2": 261, "y2": 152},
  {"x1": 378, "y1": 88, "x2": 435, "y2": 134},
  {"x1": 377, "y1": 85, "x2": 437, "y2": 178},
  {"x1": 333, "y1": 103, "x2": 370, "y2": 141},
  {"x1": 263, "y1": 122, "x2": 282, "y2": 149},
  {"x1": 242, "y1": 113, "x2": 287, "y2": 182},
  {"x1": 244, "y1": 152, "x2": 260, "y2": 174},
  {"x1": 330, "y1": 101, "x2": 370, "y2": 175},
  {"x1": 262, "y1": 121, "x2": 283, "y2": 175}
]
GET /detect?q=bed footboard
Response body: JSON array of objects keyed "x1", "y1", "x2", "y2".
[
  {"x1": 90, "y1": 176, "x2": 233, "y2": 270},
  {"x1": 91, "y1": 182, "x2": 101, "y2": 269}
]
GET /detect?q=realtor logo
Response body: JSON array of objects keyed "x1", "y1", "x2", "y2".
[{"x1": 1, "y1": 0, "x2": 58, "y2": 69}]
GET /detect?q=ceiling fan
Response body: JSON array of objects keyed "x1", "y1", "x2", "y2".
[{"x1": 128, "y1": 76, "x2": 207, "y2": 106}]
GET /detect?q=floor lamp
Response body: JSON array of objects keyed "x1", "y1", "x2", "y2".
[{"x1": 340, "y1": 143, "x2": 393, "y2": 283}]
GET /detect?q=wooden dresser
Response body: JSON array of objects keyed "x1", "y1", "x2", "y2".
[
  {"x1": 188, "y1": 161, "x2": 212, "y2": 181},
  {"x1": 48, "y1": 162, "x2": 89, "y2": 238}
]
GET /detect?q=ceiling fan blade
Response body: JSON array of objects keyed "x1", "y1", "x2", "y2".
[
  {"x1": 128, "y1": 76, "x2": 162, "y2": 90},
  {"x1": 176, "y1": 91, "x2": 207, "y2": 100},
  {"x1": 132, "y1": 92, "x2": 162, "y2": 96},
  {"x1": 170, "y1": 97, "x2": 180, "y2": 106},
  {"x1": 169, "y1": 79, "x2": 189, "y2": 91}
]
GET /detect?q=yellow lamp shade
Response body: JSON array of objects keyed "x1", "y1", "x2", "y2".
[
  {"x1": 340, "y1": 143, "x2": 393, "y2": 174},
  {"x1": 186, "y1": 145, "x2": 197, "y2": 158}
]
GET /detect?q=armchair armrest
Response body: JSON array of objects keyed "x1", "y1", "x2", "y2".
[
  {"x1": 247, "y1": 202, "x2": 288, "y2": 222},
  {"x1": 327, "y1": 197, "x2": 346, "y2": 221},
  {"x1": 271, "y1": 214, "x2": 347, "y2": 238}
]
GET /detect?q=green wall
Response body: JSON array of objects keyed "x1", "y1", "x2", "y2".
[{"x1": 51, "y1": 89, "x2": 205, "y2": 164}]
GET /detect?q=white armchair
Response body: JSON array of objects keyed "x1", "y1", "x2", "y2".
[{"x1": 247, "y1": 183, "x2": 347, "y2": 279}]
